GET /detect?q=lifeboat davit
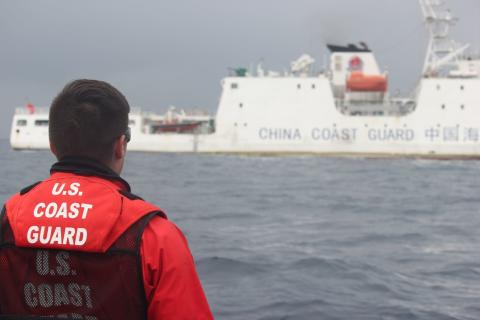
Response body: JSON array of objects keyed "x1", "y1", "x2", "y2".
[{"x1": 346, "y1": 71, "x2": 387, "y2": 92}]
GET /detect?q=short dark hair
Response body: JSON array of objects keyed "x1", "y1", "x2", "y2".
[{"x1": 49, "y1": 79, "x2": 130, "y2": 162}]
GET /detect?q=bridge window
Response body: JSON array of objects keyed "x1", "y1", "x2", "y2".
[
  {"x1": 297, "y1": 84, "x2": 301, "y2": 89},
  {"x1": 34, "y1": 120, "x2": 49, "y2": 126},
  {"x1": 16, "y1": 119, "x2": 27, "y2": 126},
  {"x1": 129, "y1": 119, "x2": 136, "y2": 126},
  {"x1": 231, "y1": 83, "x2": 238, "y2": 89}
]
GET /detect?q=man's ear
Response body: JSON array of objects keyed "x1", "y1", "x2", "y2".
[{"x1": 114, "y1": 135, "x2": 127, "y2": 160}]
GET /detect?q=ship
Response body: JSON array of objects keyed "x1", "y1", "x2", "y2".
[{"x1": 10, "y1": 0, "x2": 480, "y2": 157}]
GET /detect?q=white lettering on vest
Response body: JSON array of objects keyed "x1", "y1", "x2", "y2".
[
  {"x1": 52, "y1": 183, "x2": 65, "y2": 196},
  {"x1": 38, "y1": 283, "x2": 54, "y2": 307},
  {"x1": 52, "y1": 182, "x2": 82, "y2": 196},
  {"x1": 63, "y1": 228, "x2": 76, "y2": 245},
  {"x1": 45, "y1": 203, "x2": 58, "y2": 218},
  {"x1": 31, "y1": 202, "x2": 93, "y2": 220},
  {"x1": 24, "y1": 282, "x2": 38, "y2": 307},
  {"x1": 33, "y1": 203, "x2": 46, "y2": 217},
  {"x1": 23, "y1": 282, "x2": 94, "y2": 310},
  {"x1": 27, "y1": 226, "x2": 39, "y2": 243},
  {"x1": 27, "y1": 226, "x2": 88, "y2": 246},
  {"x1": 67, "y1": 182, "x2": 81, "y2": 196},
  {"x1": 70, "y1": 203, "x2": 80, "y2": 218},
  {"x1": 80, "y1": 204, "x2": 93, "y2": 219}
]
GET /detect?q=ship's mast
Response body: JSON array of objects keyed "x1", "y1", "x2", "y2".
[{"x1": 419, "y1": 0, "x2": 469, "y2": 76}]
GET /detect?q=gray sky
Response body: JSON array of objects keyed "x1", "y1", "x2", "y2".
[{"x1": 1, "y1": 0, "x2": 479, "y2": 138}]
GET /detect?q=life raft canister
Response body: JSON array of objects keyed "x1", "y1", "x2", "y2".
[{"x1": 346, "y1": 71, "x2": 388, "y2": 92}]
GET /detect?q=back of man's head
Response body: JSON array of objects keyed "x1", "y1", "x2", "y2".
[{"x1": 49, "y1": 79, "x2": 130, "y2": 163}]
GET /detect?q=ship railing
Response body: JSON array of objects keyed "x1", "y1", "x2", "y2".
[
  {"x1": 335, "y1": 98, "x2": 416, "y2": 116},
  {"x1": 131, "y1": 107, "x2": 212, "y2": 118},
  {"x1": 15, "y1": 107, "x2": 49, "y2": 115}
]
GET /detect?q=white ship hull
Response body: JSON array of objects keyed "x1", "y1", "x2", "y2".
[
  {"x1": 13, "y1": 77, "x2": 480, "y2": 158},
  {"x1": 199, "y1": 77, "x2": 480, "y2": 157}
]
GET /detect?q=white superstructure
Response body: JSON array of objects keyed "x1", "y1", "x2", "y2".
[{"x1": 10, "y1": 0, "x2": 480, "y2": 157}]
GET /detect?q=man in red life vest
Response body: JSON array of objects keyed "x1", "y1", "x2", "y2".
[{"x1": 0, "y1": 80, "x2": 214, "y2": 319}]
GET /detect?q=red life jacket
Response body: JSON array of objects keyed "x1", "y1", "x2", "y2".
[{"x1": 0, "y1": 172, "x2": 166, "y2": 320}]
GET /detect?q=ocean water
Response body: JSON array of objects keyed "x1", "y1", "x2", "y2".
[{"x1": 1, "y1": 139, "x2": 480, "y2": 320}]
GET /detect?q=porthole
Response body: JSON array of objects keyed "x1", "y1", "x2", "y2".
[{"x1": 297, "y1": 84, "x2": 301, "y2": 89}]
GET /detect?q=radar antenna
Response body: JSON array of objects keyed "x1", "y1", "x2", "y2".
[{"x1": 419, "y1": 0, "x2": 469, "y2": 76}]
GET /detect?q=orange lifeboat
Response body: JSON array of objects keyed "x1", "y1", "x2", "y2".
[{"x1": 346, "y1": 71, "x2": 387, "y2": 92}]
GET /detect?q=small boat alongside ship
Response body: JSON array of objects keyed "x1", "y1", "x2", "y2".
[{"x1": 10, "y1": 0, "x2": 480, "y2": 157}]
